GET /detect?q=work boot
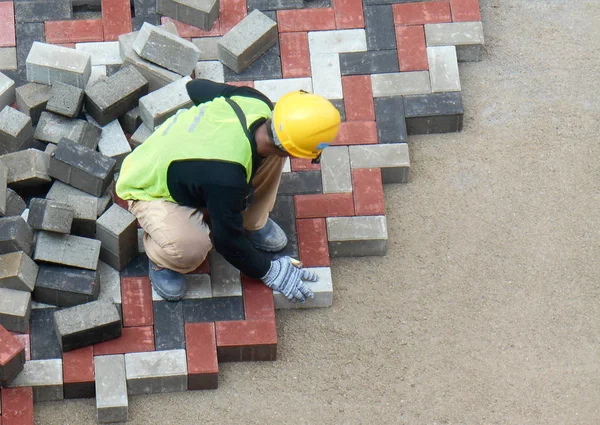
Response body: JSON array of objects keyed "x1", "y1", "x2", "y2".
[
  {"x1": 148, "y1": 259, "x2": 186, "y2": 301},
  {"x1": 246, "y1": 218, "x2": 288, "y2": 252}
]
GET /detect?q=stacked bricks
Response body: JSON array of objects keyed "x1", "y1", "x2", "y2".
[{"x1": 0, "y1": 0, "x2": 485, "y2": 421}]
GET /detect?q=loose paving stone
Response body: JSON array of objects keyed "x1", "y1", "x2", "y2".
[
  {"x1": 27, "y1": 198, "x2": 73, "y2": 233},
  {"x1": 0, "y1": 325, "x2": 26, "y2": 385},
  {"x1": 139, "y1": 76, "x2": 192, "y2": 128},
  {"x1": 223, "y1": 42, "x2": 282, "y2": 82},
  {"x1": 96, "y1": 204, "x2": 138, "y2": 270},
  {"x1": 349, "y1": 144, "x2": 410, "y2": 184},
  {"x1": 326, "y1": 215, "x2": 388, "y2": 257},
  {"x1": 4, "y1": 189, "x2": 27, "y2": 217},
  {"x1": 0, "y1": 287, "x2": 31, "y2": 333},
  {"x1": 0, "y1": 216, "x2": 34, "y2": 256},
  {"x1": 0, "y1": 71, "x2": 15, "y2": 111},
  {"x1": 46, "y1": 82, "x2": 85, "y2": 118},
  {"x1": 75, "y1": 41, "x2": 123, "y2": 66},
  {"x1": 130, "y1": 122, "x2": 153, "y2": 147},
  {"x1": 94, "y1": 354, "x2": 128, "y2": 423},
  {"x1": 34, "y1": 264, "x2": 99, "y2": 307},
  {"x1": 29, "y1": 308, "x2": 62, "y2": 360},
  {"x1": 53, "y1": 300, "x2": 122, "y2": 351},
  {"x1": 0, "y1": 251, "x2": 38, "y2": 292},
  {"x1": 0, "y1": 106, "x2": 33, "y2": 155},
  {"x1": 85, "y1": 65, "x2": 149, "y2": 126},
  {"x1": 125, "y1": 349, "x2": 188, "y2": 395},
  {"x1": 26, "y1": 42, "x2": 91, "y2": 88},
  {"x1": 46, "y1": 179, "x2": 113, "y2": 218},
  {"x1": 34, "y1": 231, "x2": 102, "y2": 271},
  {"x1": 97, "y1": 260, "x2": 122, "y2": 305},
  {"x1": 5, "y1": 358, "x2": 64, "y2": 402},
  {"x1": 1, "y1": 148, "x2": 50, "y2": 188},
  {"x1": 218, "y1": 10, "x2": 278, "y2": 73},
  {"x1": 87, "y1": 115, "x2": 132, "y2": 171},
  {"x1": 48, "y1": 138, "x2": 117, "y2": 197},
  {"x1": 403, "y1": 91, "x2": 464, "y2": 134},
  {"x1": 119, "y1": 106, "x2": 142, "y2": 134},
  {"x1": 425, "y1": 21, "x2": 485, "y2": 62},
  {"x1": 157, "y1": 0, "x2": 219, "y2": 31},
  {"x1": 15, "y1": 82, "x2": 51, "y2": 125},
  {"x1": 0, "y1": 161, "x2": 7, "y2": 215},
  {"x1": 119, "y1": 31, "x2": 182, "y2": 92},
  {"x1": 195, "y1": 60, "x2": 225, "y2": 82},
  {"x1": 193, "y1": 37, "x2": 221, "y2": 61},
  {"x1": 35, "y1": 111, "x2": 101, "y2": 149},
  {"x1": 296, "y1": 218, "x2": 330, "y2": 267},
  {"x1": 274, "y1": 266, "x2": 333, "y2": 308},
  {"x1": 133, "y1": 23, "x2": 201, "y2": 76}
]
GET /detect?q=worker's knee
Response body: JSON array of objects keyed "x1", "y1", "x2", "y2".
[{"x1": 162, "y1": 232, "x2": 212, "y2": 273}]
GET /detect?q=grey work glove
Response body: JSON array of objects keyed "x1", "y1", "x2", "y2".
[{"x1": 262, "y1": 256, "x2": 318, "y2": 303}]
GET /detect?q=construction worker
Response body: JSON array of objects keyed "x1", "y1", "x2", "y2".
[{"x1": 116, "y1": 79, "x2": 341, "y2": 303}]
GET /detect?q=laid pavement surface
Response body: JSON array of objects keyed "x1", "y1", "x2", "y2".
[{"x1": 36, "y1": 0, "x2": 600, "y2": 423}]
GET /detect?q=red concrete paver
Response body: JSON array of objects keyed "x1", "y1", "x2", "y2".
[
  {"x1": 333, "y1": 121, "x2": 378, "y2": 145},
  {"x1": 1, "y1": 387, "x2": 34, "y2": 425},
  {"x1": 396, "y1": 25, "x2": 428, "y2": 71},
  {"x1": 62, "y1": 346, "x2": 94, "y2": 399},
  {"x1": 242, "y1": 276, "x2": 275, "y2": 320},
  {"x1": 102, "y1": 0, "x2": 132, "y2": 41},
  {"x1": 352, "y1": 168, "x2": 385, "y2": 215},
  {"x1": 450, "y1": 0, "x2": 481, "y2": 21},
  {"x1": 392, "y1": 1, "x2": 452, "y2": 26},
  {"x1": 161, "y1": 17, "x2": 222, "y2": 37},
  {"x1": 291, "y1": 157, "x2": 320, "y2": 171},
  {"x1": 220, "y1": 0, "x2": 246, "y2": 33},
  {"x1": 121, "y1": 276, "x2": 154, "y2": 327},
  {"x1": 185, "y1": 323, "x2": 218, "y2": 390},
  {"x1": 342, "y1": 75, "x2": 375, "y2": 121},
  {"x1": 333, "y1": 0, "x2": 365, "y2": 29},
  {"x1": 93, "y1": 326, "x2": 155, "y2": 355},
  {"x1": 0, "y1": 2, "x2": 16, "y2": 48},
  {"x1": 215, "y1": 319, "x2": 277, "y2": 362},
  {"x1": 280, "y1": 32, "x2": 311, "y2": 78},
  {"x1": 277, "y1": 8, "x2": 337, "y2": 32},
  {"x1": 297, "y1": 218, "x2": 331, "y2": 267},
  {"x1": 45, "y1": 20, "x2": 104, "y2": 44},
  {"x1": 295, "y1": 193, "x2": 355, "y2": 218}
]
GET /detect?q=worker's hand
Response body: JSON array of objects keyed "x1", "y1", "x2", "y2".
[{"x1": 261, "y1": 257, "x2": 318, "y2": 303}]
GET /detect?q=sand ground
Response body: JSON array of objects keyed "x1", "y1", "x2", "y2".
[{"x1": 36, "y1": 1, "x2": 600, "y2": 423}]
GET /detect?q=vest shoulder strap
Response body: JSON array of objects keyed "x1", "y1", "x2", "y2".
[{"x1": 224, "y1": 97, "x2": 252, "y2": 141}]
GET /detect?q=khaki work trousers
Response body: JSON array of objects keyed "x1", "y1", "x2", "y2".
[{"x1": 129, "y1": 156, "x2": 286, "y2": 273}]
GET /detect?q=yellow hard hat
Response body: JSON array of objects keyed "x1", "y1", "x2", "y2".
[{"x1": 272, "y1": 91, "x2": 341, "y2": 159}]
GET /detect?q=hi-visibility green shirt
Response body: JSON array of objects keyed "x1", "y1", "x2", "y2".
[{"x1": 116, "y1": 80, "x2": 275, "y2": 279}]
